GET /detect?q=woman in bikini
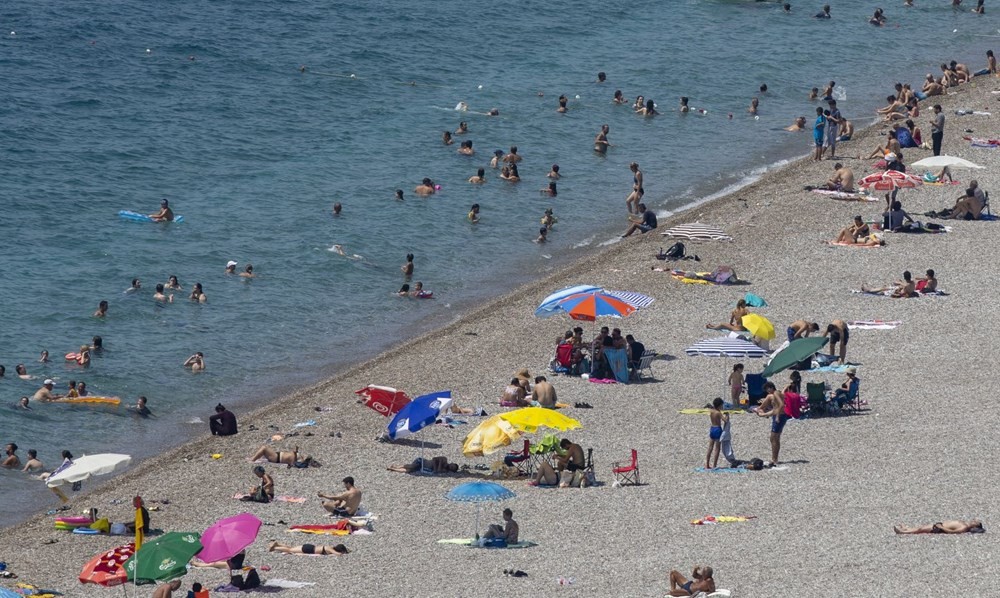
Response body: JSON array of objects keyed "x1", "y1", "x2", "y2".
[
  {"x1": 894, "y1": 520, "x2": 984, "y2": 534},
  {"x1": 249, "y1": 445, "x2": 319, "y2": 468},
  {"x1": 706, "y1": 300, "x2": 750, "y2": 332},
  {"x1": 268, "y1": 541, "x2": 349, "y2": 556}
]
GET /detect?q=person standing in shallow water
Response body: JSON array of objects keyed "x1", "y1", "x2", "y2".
[
  {"x1": 626, "y1": 162, "x2": 644, "y2": 214},
  {"x1": 401, "y1": 254, "x2": 414, "y2": 279},
  {"x1": 594, "y1": 124, "x2": 611, "y2": 154}
]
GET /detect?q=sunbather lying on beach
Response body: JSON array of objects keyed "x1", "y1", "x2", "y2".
[
  {"x1": 829, "y1": 234, "x2": 884, "y2": 247},
  {"x1": 706, "y1": 299, "x2": 749, "y2": 332},
  {"x1": 268, "y1": 541, "x2": 349, "y2": 555},
  {"x1": 250, "y1": 445, "x2": 320, "y2": 468},
  {"x1": 387, "y1": 456, "x2": 458, "y2": 474},
  {"x1": 862, "y1": 270, "x2": 917, "y2": 298},
  {"x1": 894, "y1": 520, "x2": 984, "y2": 534},
  {"x1": 668, "y1": 566, "x2": 716, "y2": 596}
]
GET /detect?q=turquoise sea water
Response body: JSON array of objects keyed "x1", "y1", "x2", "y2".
[{"x1": 0, "y1": 0, "x2": 994, "y2": 523}]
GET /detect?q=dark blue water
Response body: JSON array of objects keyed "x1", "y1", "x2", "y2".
[{"x1": 0, "y1": 0, "x2": 993, "y2": 522}]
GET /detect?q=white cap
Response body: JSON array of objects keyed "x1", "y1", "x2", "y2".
[
  {"x1": 43, "y1": 379, "x2": 54, "y2": 386},
  {"x1": 226, "y1": 261, "x2": 238, "y2": 268}
]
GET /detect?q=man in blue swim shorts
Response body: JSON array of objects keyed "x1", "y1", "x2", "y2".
[
  {"x1": 705, "y1": 398, "x2": 727, "y2": 469},
  {"x1": 756, "y1": 382, "x2": 788, "y2": 466}
]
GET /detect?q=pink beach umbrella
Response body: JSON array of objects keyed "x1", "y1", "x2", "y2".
[
  {"x1": 198, "y1": 513, "x2": 262, "y2": 564},
  {"x1": 858, "y1": 170, "x2": 923, "y2": 192}
]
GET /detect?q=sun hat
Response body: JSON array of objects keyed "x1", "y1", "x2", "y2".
[{"x1": 846, "y1": 367, "x2": 857, "y2": 375}]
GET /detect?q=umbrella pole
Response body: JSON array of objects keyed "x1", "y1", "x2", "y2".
[{"x1": 475, "y1": 504, "x2": 480, "y2": 541}]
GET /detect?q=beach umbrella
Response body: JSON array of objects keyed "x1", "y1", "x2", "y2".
[
  {"x1": 125, "y1": 531, "x2": 202, "y2": 583},
  {"x1": 387, "y1": 391, "x2": 452, "y2": 440},
  {"x1": 858, "y1": 170, "x2": 923, "y2": 192},
  {"x1": 536, "y1": 286, "x2": 654, "y2": 318},
  {"x1": 355, "y1": 385, "x2": 411, "y2": 416},
  {"x1": 660, "y1": 222, "x2": 733, "y2": 242},
  {"x1": 499, "y1": 407, "x2": 582, "y2": 434},
  {"x1": 741, "y1": 314, "x2": 775, "y2": 341},
  {"x1": 46, "y1": 453, "x2": 131, "y2": 489},
  {"x1": 79, "y1": 543, "x2": 135, "y2": 587},
  {"x1": 0, "y1": 589, "x2": 20, "y2": 598},
  {"x1": 685, "y1": 337, "x2": 768, "y2": 358},
  {"x1": 445, "y1": 481, "x2": 516, "y2": 539},
  {"x1": 554, "y1": 291, "x2": 637, "y2": 322},
  {"x1": 197, "y1": 513, "x2": 262, "y2": 564},
  {"x1": 761, "y1": 337, "x2": 829, "y2": 378},
  {"x1": 463, "y1": 415, "x2": 523, "y2": 457},
  {"x1": 911, "y1": 155, "x2": 984, "y2": 170}
]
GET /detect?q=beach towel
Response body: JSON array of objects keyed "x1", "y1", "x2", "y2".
[
  {"x1": 690, "y1": 515, "x2": 756, "y2": 525},
  {"x1": 289, "y1": 522, "x2": 352, "y2": 536},
  {"x1": 13, "y1": 584, "x2": 62, "y2": 598},
  {"x1": 262, "y1": 580, "x2": 316, "y2": 589},
  {"x1": 603, "y1": 348, "x2": 629, "y2": 383},
  {"x1": 808, "y1": 364, "x2": 853, "y2": 373},
  {"x1": 826, "y1": 241, "x2": 882, "y2": 248},
  {"x1": 966, "y1": 136, "x2": 1000, "y2": 147},
  {"x1": 437, "y1": 539, "x2": 538, "y2": 549},
  {"x1": 744, "y1": 292, "x2": 768, "y2": 307},
  {"x1": 293, "y1": 420, "x2": 316, "y2": 428},
  {"x1": 693, "y1": 467, "x2": 746, "y2": 474},
  {"x1": 852, "y1": 289, "x2": 948, "y2": 297},
  {"x1": 811, "y1": 189, "x2": 878, "y2": 202},
  {"x1": 587, "y1": 377, "x2": 618, "y2": 384},
  {"x1": 231, "y1": 494, "x2": 306, "y2": 503},
  {"x1": 678, "y1": 409, "x2": 746, "y2": 415},
  {"x1": 922, "y1": 180, "x2": 962, "y2": 186},
  {"x1": 847, "y1": 320, "x2": 901, "y2": 329}
]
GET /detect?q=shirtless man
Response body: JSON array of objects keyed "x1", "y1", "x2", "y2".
[
  {"x1": 414, "y1": 178, "x2": 436, "y2": 196},
  {"x1": 839, "y1": 118, "x2": 854, "y2": 141},
  {"x1": 706, "y1": 299, "x2": 750, "y2": 332},
  {"x1": 824, "y1": 320, "x2": 850, "y2": 363},
  {"x1": 668, "y1": 566, "x2": 716, "y2": 597},
  {"x1": 401, "y1": 253, "x2": 414, "y2": 278},
  {"x1": 22, "y1": 449, "x2": 44, "y2": 473},
  {"x1": 824, "y1": 163, "x2": 855, "y2": 192},
  {"x1": 183, "y1": 352, "x2": 204, "y2": 371},
  {"x1": 148, "y1": 199, "x2": 174, "y2": 222},
  {"x1": 919, "y1": 269, "x2": 937, "y2": 293},
  {"x1": 483, "y1": 508, "x2": 519, "y2": 544},
  {"x1": 319, "y1": 476, "x2": 362, "y2": 517},
  {"x1": 530, "y1": 438, "x2": 587, "y2": 487},
  {"x1": 756, "y1": 382, "x2": 786, "y2": 466},
  {"x1": 2, "y1": 443, "x2": 21, "y2": 469},
  {"x1": 152, "y1": 580, "x2": 181, "y2": 598},
  {"x1": 489, "y1": 150, "x2": 504, "y2": 169},
  {"x1": 594, "y1": 124, "x2": 611, "y2": 154},
  {"x1": 894, "y1": 520, "x2": 985, "y2": 534},
  {"x1": 153, "y1": 284, "x2": 173, "y2": 303},
  {"x1": 784, "y1": 116, "x2": 807, "y2": 131},
  {"x1": 864, "y1": 271, "x2": 916, "y2": 299},
  {"x1": 33, "y1": 379, "x2": 62, "y2": 402},
  {"x1": 502, "y1": 146, "x2": 522, "y2": 164},
  {"x1": 922, "y1": 74, "x2": 943, "y2": 97},
  {"x1": 131, "y1": 396, "x2": 152, "y2": 418},
  {"x1": 787, "y1": 320, "x2": 819, "y2": 342}
]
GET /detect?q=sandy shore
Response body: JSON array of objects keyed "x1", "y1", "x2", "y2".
[{"x1": 3, "y1": 72, "x2": 1000, "y2": 597}]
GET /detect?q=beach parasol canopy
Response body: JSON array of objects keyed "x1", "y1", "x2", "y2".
[
  {"x1": 498, "y1": 407, "x2": 582, "y2": 434},
  {"x1": 660, "y1": 223, "x2": 733, "y2": 241},
  {"x1": 554, "y1": 291, "x2": 638, "y2": 322},
  {"x1": 741, "y1": 314, "x2": 775, "y2": 340},
  {"x1": 910, "y1": 155, "x2": 984, "y2": 170},
  {"x1": 858, "y1": 170, "x2": 923, "y2": 192},
  {"x1": 463, "y1": 415, "x2": 523, "y2": 457},
  {"x1": 387, "y1": 391, "x2": 452, "y2": 440},
  {"x1": 685, "y1": 337, "x2": 768, "y2": 358},
  {"x1": 197, "y1": 513, "x2": 262, "y2": 564},
  {"x1": 535, "y1": 285, "x2": 654, "y2": 318},
  {"x1": 445, "y1": 481, "x2": 516, "y2": 539},
  {"x1": 46, "y1": 453, "x2": 131, "y2": 489},
  {"x1": 761, "y1": 337, "x2": 829, "y2": 378},
  {"x1": 125, "y1": 531, "x2": 203, "y2": 583},
  {"x1": 355, "y1": 385, "x2": 411, "y2": 416},
  {"x1": 79, "y1": 543, "x2": 135, "y2": 587}
]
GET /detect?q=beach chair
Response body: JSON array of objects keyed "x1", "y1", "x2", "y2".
[
  {"x1": 503, "y1": 439, "x2": 533, "y2": 476},
  {"x1": 834, "y1": 378, "x2": 861, "y2": 412},
  {"x1": 805, "y1": 382, "x2": 828, "y2": 418},
  {"x1": 745, "y1": 374, "x2": 767, "y2": 405},
  {"x1": 611, "y1": 449, "x2": 640, "y2": 486},
  {"x1": 634, "y1": 350, "x2": 657, "y2": 380}
]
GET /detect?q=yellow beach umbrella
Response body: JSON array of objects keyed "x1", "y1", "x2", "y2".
[
  {"x1": 741, "y1": 313, "x2": 775, "y2": 340},
  {"x1": 462, "y1": 415, "x2": 523, "y2": 457},
  {"x1": 499, "y1": 407, "x2": 582, "y2": 434}
]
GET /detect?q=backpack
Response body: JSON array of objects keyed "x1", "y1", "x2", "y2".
[{"x1": 664, "y1": 242, "x2": 685, "y2": 259}]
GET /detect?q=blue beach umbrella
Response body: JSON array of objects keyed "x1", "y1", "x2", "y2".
[
  {"x1": 387, "y1": 391, "x2": 453, "y2": 440},
  {"x1": 445, "y1": 481, "x2": 516, "y2": 539}
]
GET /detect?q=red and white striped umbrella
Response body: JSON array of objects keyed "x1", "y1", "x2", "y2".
[{"x1": 858, "y1": 170, "x2": 924, "y2": 191}]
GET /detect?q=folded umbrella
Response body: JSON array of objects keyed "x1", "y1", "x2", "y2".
[{"x1": 463, "y1": 415, "x2": 523, "y2": 457}]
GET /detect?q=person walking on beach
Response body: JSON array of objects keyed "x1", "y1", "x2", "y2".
[
  {"x1": 826, "y1": 100, "x2": 842, "y2": 158},
  {"x1": 706, "y1": 398, "x2": 726, "y2": 469},
  {"x1": 930, "y1": 104, "x2": 944, "y2": 156},
  {"x1": 319, "y1": 476, "x2": 362, "y2": 517},
  {"x1": 756, "y1": 382, "x2": 786, "y2": 466},
  {"x1": 812, "y1": 107, "x2": 826, "y2": 161}
]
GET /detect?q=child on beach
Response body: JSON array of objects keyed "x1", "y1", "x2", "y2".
[
  {"x1": 706, "y1": 398, "x2": 727, "y2": 469},
  {"x1": 728, "y1": 364, "x2": 744, "y2": 405}
]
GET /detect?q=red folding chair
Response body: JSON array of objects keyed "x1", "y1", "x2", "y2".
[
  {"x1": 611, "y1": 449, "x2": 639, "y2": 486},
  {"x1": 504, "y1": 439, "x2": 533, "y2": 476}
]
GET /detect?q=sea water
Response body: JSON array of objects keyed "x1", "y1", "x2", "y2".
[{"x1": 0, "y1": 0, "x2": 992, "y2": 524}]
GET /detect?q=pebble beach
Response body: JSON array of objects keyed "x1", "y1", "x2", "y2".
[{"x1": 5, "y1": 60, "x2": 1000, "y2": 598}]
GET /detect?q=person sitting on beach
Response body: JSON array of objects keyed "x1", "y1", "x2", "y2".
[
  {"x1": 622, "y1": 203, "x2": 657, "y2": 237},
  {"x1": 414, "y1": 178, "x2": 436, "y2": 196},
  {"x1": 868, "y1": 136, "x2": 902, "y2": 161},
  {"x1": 922, "y1": 74, "x2": 944, "y2": 97},
  {"x1": 22, "y1": 449, "x2": 44, "y2": 473},
  {"x1": 883, "y1": 200, "x2": 914, "y2": 231},
  {"x1": 240, "y1": 465, "x2": 274, "y2": 503},
  {"x1": 148, "y1": 199, "x2": 174, "y2": 222},
  {"x1": 152, "y1": 580, "x2": 181, "y2": 598},
  {"x1": 209, "y1": 403, "x2": 238, "y2": 436},
  {"x1": 919, "y1": 269, "x2": 938, "y2": 293},
  {"x1": 2, "y1": 443, "x2": 21, "y2": 469},
  {"x1": 530, "y1": 438, "x2": 587, "y2": 487},
  {"x1": 832, "y1": 367, "x2": 860, "y2": 408},
  {"x1": 268, "y1": 541, "x2": 349, "y2": 556},
  {"x1": 820, "y1": 163, "x2": 855, "y2": 192},
  {"x1": 183, "y1": 352, "x2": 205, "y2": 372},
  {"x1": 787, "y1": 320, "x2": 819, "y2": 342},
  {"x1": 668, "y1": 566, "x2": 716, "y2": 597},
  {"x1": 33, "y1": 379, "x2": 62, "y2": 402},
  {"x1": 944, "y1": 188, "x2": 986, "y2": 220},
  {"x1": 532, "y1": 376, "x2": 557, "y2": 408},
  {"x1": 877, "y1": 95, "x2": 906, "y2": 121},
  {"x1": 838, "y1": 118, "x2": 854, "y2": 141},
  {"x1": 251, "y1": 444, "x2": 319, "y2": 468},
  {"x1": 501, "y1": 378, "x2": 529, "y2": 407},
  {"x1": 591, "y1": 336, "x2": 616, "y2": 379},
  {"x1": 894, "y1": 520, "x2": 985, "y2": 534},
  {"x1": 863, "y1": 270, "x2": 917, "y2": 298},
  {"x1": 706, "y1": 299, "x2": 750, "y2": 332},
  {"x1": 785, "y1": 116, "x2": 807, "y2": 132},
  {"x1": 319, "y1": 476, "x2": 362, "y2": 517},
  {"x1": 483, "y1": 508, "x2": 519, "y2": 544},
  {"x1": 626, "y1": 334, "x2": 645, "y2": 377},
  {"x1": 387, "y1": 456, "x2": 457, "y2": 474}
]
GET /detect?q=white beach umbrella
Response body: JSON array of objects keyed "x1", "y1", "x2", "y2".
[
  {"x1": 685, "y1": 338, "x2": 768, "y2": 358},
  {"x1": 661, "y1": 223, "x2": 733, "y2": 242},
  {"x1": 910, "y1": 156, "x2": 984, "y2": 170},
  {"x1": 45, "y1": 453, "x2": 132, "y2": 488}
]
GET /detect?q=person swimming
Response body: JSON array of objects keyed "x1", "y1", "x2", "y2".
[
  {"x1": 468, "y1": 204, "x2": 480, "y2": 223},
  {"x1": 124, "y1": 278, "x2": 141, "y2": 294}
]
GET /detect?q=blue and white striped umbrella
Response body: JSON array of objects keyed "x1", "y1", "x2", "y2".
[
  {"x1": 445, "y1": 481, "x2": 516, "y2": 540},
  {"x1": 661, "y1": 222, "x2": 733, "y2": 242},
  {"x1": 387, "y1": 391, "x2": 452, "y2": 440},
  {"x1": 685, "y1": 338, "x2": 768, "y2": 358},
  {"x1": 535, "y1": 285, "x2": 654, "y2": 318}
]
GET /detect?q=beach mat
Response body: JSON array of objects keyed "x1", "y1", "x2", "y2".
[
  {"x1": 693, "y1": 467, "x2": 746, "y2": 474},
  {"x1": 437, "y1": 538, "x2": 538, "y2": 549},
  {"x1": 691, "y1": 515, "x2": 757, "y2": 525},
  {"x1": 848, "y1": 320, "x2": 901, "y2": 329}
]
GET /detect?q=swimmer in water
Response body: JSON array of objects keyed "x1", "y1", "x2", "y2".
[
  {"x1": 503, "y1": 146, "x2": 522, "y2": 164},
  {"x1": 458, "y1": 140, "x2": 474, "y2": 155},
  {"x1": 333, "y1": 202, "x2": 342, "y2": 216},
  {"x1": 330, "y1": 245, "x2": 363, "y2": 260},
  {"x1": 154, "y1": 283, "x2": 174, "y2": 303},
  {"x1": 455, "y1": 121, "x2": 468, "y2": 135},
  {"x1": 410, "y1": 281, "x2": 425, "y2": 298},
  {"x1": 597, "y1": 71, "x2": 606, "y2": 83},
  {"x1": 748, "y1": 97, "x2": 759, "y2": 115},
  {"x1": 77, "y1": 346, "x2": 91, "y2": 367},
  {"x1": 226, "y1": 261, "x2": 238, "y2": 274},
  {"x1": 557, "y1": 95, "x2": 568, "y2": 113},
  {"x1": 18, "y1": 396, "x2": 30, "y2": 410},
  {"x1": 456, "y1": 102, "x2": 469, "y2": 112},
  {"x1": 679, "y1": 97, "x2": 690, "y2": 113},
  {"x1": 190, "y1": 283, "x2": 207, "y2": 303},
  {"x1": 468, "y1": 204, "x2": 480, "y2": 223},
  {"x1": 869, "y1": 7, "x2": 885, "y2": 26},
  {"x1": 395, "y1": 189, "x2": 404, "y2": 201},
  {"x1": 808, "y1": 87, "x2": 819, "y2": 100},
  {"x1": 15, "y1": 364, "x2": 31, "y2": 380},
  {"x1": 415, "y1": 178, "x2": 436, "y2": 196},
  {"x1": 94, "y1": 300, "x2": 109, "y2": 318},
  {"x1": 39, "y1": 351, "x2": 49, "y2": 363},
  {"x1": 469, "y1": 168, "x2": 487, "y2": 184},
  {"x1": 165, "y1": 275, "x2": 182, "y2": 290},
  {"x1": 541, "y1": 182, "x2": 557, "y2": 197},
  {"x1": 77, "y1": 381, "x2": 88, "y2": 396},
  {"x1": 240, "y1": 264, "x2": 255, "y2": 278},
  {"x1": 541, "y1": 208, "x2": 557, "y2": 230},
  {"x1": 148, "y1": 199, "x2": 174, "y2": 222},
  {"x1": 184, "y1": 352, "x2": 205, "y2": 372},
  {"x1": 125, "y1": 278, "x2": 141, "y2": 294},
  {"x1": 487, "y1": 108, "x2": 499, "y2": 116},
  {"x1": 92, "y1": 336, "x2": 103, "y2": 353},
  {"x1": 613, "y1": 90, "x2": 627, "y2": 105},
  {"x1": 785, "y1": 116, "x2": 807, "y2": 131},
  {"x1": 442, "y1": 131, "x2": 453, "y2": 145},
  {"x1": 536, "y1": 227, "x2": 548, "y2": 244},
  {"x1": 594, "y1": 124, "x2": 611, "y2": 154},
  {"x1": 633, "y1": 96, "x2": 645, "y2": 111},
  {"x1": 490, "y1": 150, "x2": 504, "y2": 169},
  {"x1": 401, "y1": 253, "x2": 414, "y2": 278},
  {"x1": 783, "y1": 3, "x2": 791, "y2": 12},
  {"x1": 131, "y1": 396, "x2": 152, "y2": 418},
  {"x1": 397, "y1": 284, "x2": 410, "y2": 297},
  {"x1": 506, "y1": 163, "x2": 521, "y2": 182},
  {"x1": 66, "y1": 380, "x2": 79, "y2": 398},
  {"x1": 22, "y1": 449, "x2": 44, "y2": 473},
  {"x1": 759, "y1": 83, "x2": 768, "y2": 94},
  {"x1": 640, "y1": 99, "x2": 658, "y2": 116},
  {"x1": 548, "y1": 164, "x2": 560, "y2": 179}
]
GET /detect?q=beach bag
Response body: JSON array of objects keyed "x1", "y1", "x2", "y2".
[
  {"x1": 784, "y1": 392, "x2": 805, "y2": 419},
  {"x1": 664, "y1": 242, "x2": 685, "y2": 259}
]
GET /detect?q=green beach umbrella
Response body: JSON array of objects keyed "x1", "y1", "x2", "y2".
[
  {"x1": 761, "y1": 337, "x2": 828, "y2": 378},
  {"x1": 125, "y1": 531, "x2": 202, "y2": 583}
]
